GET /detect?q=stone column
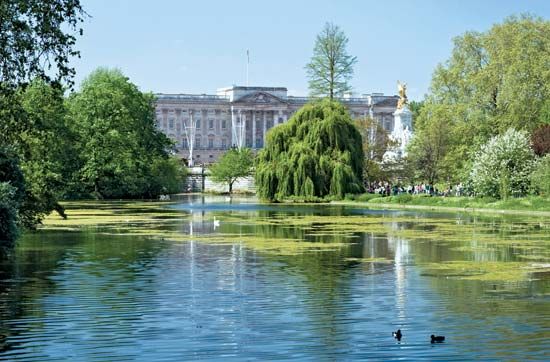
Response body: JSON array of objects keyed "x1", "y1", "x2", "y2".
[
  {"x1": 263, "y1": 110, "x2": 267, "y2": 145},
  {"x1": 240, "y1": 110, "x2": 246, "y2": 149},
  {"x1": 230, "y1": 107, "x2": 236, "y2": 147},
  {"x1": 252, "y1": 111, "x2": 256, "y2": 149}
]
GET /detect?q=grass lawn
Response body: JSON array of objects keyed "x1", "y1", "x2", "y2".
[{"x1": 342, "y1": 193, "x2": 550, "y2": 213}]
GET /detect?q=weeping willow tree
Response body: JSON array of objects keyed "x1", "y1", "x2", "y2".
[{"x1": 255, "y1": 99, "x2": 364, "y2": 201}]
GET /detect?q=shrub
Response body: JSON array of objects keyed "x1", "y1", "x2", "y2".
[
  {"x1": 148, "y1": 157, "x2": 187, "y2": 196},
  {"x1": 531, "y1": 154, "x2": 550, "y2": 196},
  {"x1": 392, "y1": 194, "x2": 413, "y2": 203},
  {"x1": 470, "y1": 128, "x2": 536, "y2": 199},
  {"x1": 357, "y1": 193, "x2": 383, "y2": 202}
]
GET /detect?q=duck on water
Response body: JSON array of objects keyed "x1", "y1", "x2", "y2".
[{"x1": 392, "y1": 329, "x2": 402, "y2": 341}]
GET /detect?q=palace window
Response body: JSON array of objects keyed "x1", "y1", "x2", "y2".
[
  {"x1": 221, "y1": 138, "x2": 227, "y2": 149},
  {"x1": 222, "y1": 120, "x2": 227, "y2": 129},
  {"x1": 196, "y1": 119, "x2": 201, "y2": 129},
  {"x1": 384, "y1": 117, "x2": 392, "y2": 131},
  {"x1": 208, "y1": 138, "x2": 214, "y2": 149},
  {"x1": 182, "y1": 138, "x2": 188, "y2": 149},
  {"x1": 209, "y1": 119, "x2": 214, "y2": 129},
  {"x1": 195, "y1": 137, "x2": 201, "y2": 149}
]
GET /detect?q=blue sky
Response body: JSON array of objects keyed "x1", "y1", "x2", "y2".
[{"x1": 72, "y1": 0, "x2": 549, "y2": 100}]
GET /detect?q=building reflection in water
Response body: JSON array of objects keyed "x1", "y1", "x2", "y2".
[{"x1": 388, "y1": 235, "x2": 411, "y2": 322}]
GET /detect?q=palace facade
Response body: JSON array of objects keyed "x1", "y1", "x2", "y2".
[{"x1": 155, "y1": 86, "x2": 399, "y2": 164}]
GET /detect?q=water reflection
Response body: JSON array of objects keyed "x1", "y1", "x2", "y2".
[{"x1": 0, "y1": 195, "x2": 548, "y2": 360}]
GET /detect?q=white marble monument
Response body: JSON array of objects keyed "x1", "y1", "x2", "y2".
[{"x1": 383, "y1": 81, "x2": 413, "y2": 162}]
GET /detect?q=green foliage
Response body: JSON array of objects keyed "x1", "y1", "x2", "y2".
[
  {"x1": 0, "y1": 85, "x2": 62, "y2": 234},
  {"x1": 430, "y1": 15, "x2": 549, "y2": 133},
  {"x1": 0, "y1": 81, "x2": 72, "y2": 228},
  {"x1": 16, "y1": 80, "x2": 73, "y2": 227},
  {"x1": 354, "y1": 117, "x2": 394, "y2": 182},
  {"x1": 148, "y1": 157, "x2": 187, "y2": 195},
  {"x1": 255, "y1": 100, "x2": 364, "y2": 201},
  {"x1": 531, "y1": 124, "x2": 550, "y2": 156},
  {"x1": 66, "y1": 68, "x2": 173, "y2": 199},
  {"x1": 303, "y1": 177, "x2": 315, "y2": 198},
  {"x1": 209, "y1": 148, "x2": 254, "y2": 194},
  {"x1": 357, "y1": 193, "x2": 383, "y2": 202},
  {"x1": 0, "y1": 0, "x2": 84, "y2": 89},
  {"x1": 305, "y1": 22, "x2": 357, "y2": 99},
  {"x1": 470, "y1": 128, "x2": 536, "y2": 199},
  {"x1": 0, "y1": 147, "x2": 26, "y2": 248},
  {"x1": 530, "y1": 154, "x2": 550, "y2": 196},
  {"x1": 407, "y1": 103, "x2": 462, "y2": 184},
  {"x1": 353, "y1": 194, "x2": 550, "y2": 212},
  {"x1": 539, "y1": 100, "x2": 550, "y2": 125},
  {"x1": 408, "y1": 100, "x2": 424, "y2": 130},
  {"x1": 0, "y1": 182, "x2": 19, "y2": 249},
  {"x1": 410, "y1": 15, "x2": 550, "y2": 184},
  {"x1": 0, "y1": 147, "x2": 27, "y2": 209},
  {"x1": 0, "y1": 0, "x2": 84, "y2": 244}
]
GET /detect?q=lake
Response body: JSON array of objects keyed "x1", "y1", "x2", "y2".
[{"x1": 1, "y1": 195, "x2": 548, "y2": 361}]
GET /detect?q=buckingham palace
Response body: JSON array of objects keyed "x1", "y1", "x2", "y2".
[{"x1": 155, "y1": 85, "x2": 399, "y2": 165}]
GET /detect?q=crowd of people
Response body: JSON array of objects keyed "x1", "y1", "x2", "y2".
[{"x1": 365, "y1": 182, "x2": 466, "y2": 197}]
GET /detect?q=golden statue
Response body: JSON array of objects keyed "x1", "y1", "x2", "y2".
[{"x1": 397, "y1": 80, "x2": 408, "y2": 109}]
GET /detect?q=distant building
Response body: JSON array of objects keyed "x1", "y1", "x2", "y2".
[{"x1": 155, "y1": 86, "x2": 398, "y2": 164}]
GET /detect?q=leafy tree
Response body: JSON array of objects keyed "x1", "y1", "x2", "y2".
[
  {"x1": 470, "y1": 128, "x2": 536, "y2": 199},
  {"x1": 148, "y1": 157, "x2": 187, "y2": 195},
  {"x1": 430, "y1": 15, "x2": 549, "y2": 134},
  {"x1": 407, "y1": 103, "x2": 464, "y2": 184},
  {"x1": 531, "y1": 124, "x2": 550, "y2": 156},
  {"x1": 66, "y1": 68, "x2": 173, "y2": 198},
  {"x1": 16, "y1": 80, "x2": 73, "y2": 227},
  {"x1": 408, "y1": 15, "x2": 550, "y2": 182},
  {"x1": 0, "y1": 147, "x2": 26, "y2": 248},
  {"x1": 354, "y1": 117, "x2": 393, "y2": 182},
  {"x1": 209, "y1": 148, "x2": 254, "y2": 194},
  {"x1": 256, "y1": 100, "x2": 364, "y2": 201},
  {"x1": 0, "y1": 82, "x2": 71, "y2": 229},
  {"x1": 0, "y1": 182, "x2": 19, "y2": 249},
  {"x1": 530, "y1": 154, "x2": 550, "y2": 196},
  {"x1": 0, "y1": 0, "x2": 84, "y2": 242},
  {"x1": 0, "y1": 0, "x2": 84, "y2": 89},
  {"x1": 408, "y1": 100, "x2": 424, "y2": 130},
  {"x1": 305, "y1": 22, "x2": 357, "y2": 100},
  {"x1": 539, "y1": 100, "x2": 550, "y2": 125}
]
